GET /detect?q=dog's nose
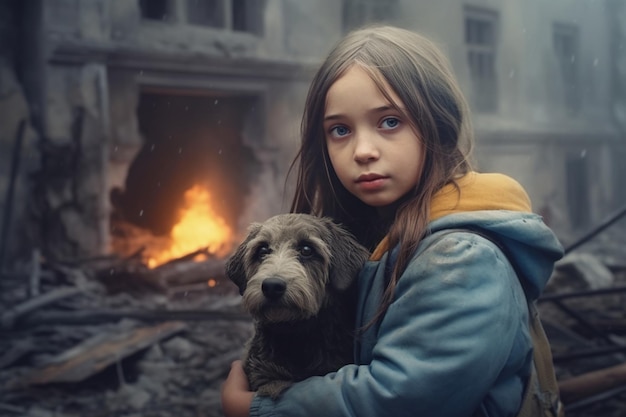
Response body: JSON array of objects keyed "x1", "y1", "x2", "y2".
[{"x1": 261, "y1": 277, "x2": 286, "y2": 300}]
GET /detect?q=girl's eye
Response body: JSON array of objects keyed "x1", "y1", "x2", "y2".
[
  {"x1": 381, "y1": 117, "x2": 400, "y2": 129},
  {"x1": 330, "y1": 125, "x2": 350, "y2": 138}
]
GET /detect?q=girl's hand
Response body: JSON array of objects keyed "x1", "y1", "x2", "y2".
[{"x1": 221, "y1": 360, "x2": 255, "y2": 417}]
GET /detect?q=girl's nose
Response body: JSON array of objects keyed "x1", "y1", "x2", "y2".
[{"x1": 353, "y1": 132, "x2": 380, "y2": 163}]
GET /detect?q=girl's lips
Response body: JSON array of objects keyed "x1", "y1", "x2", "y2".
[
  {"x1": 356, "y1": 173, "x2": 386, "y2": 182},
  {"x1": 356, "y1": 174, "x2": 388, "y2": 191}
]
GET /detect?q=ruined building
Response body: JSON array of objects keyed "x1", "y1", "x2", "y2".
[{"x1": 1, "y1": 0, "x2": 625, "y2": 270}]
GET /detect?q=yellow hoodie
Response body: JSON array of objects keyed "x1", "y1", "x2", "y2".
[{"x1": 370, "y1": 172, "x2": 533, "y2": 261}]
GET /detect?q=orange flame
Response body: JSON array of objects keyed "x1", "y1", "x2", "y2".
[{"x1": 147, "y1": 185, "x2": 232, "y2": 268}]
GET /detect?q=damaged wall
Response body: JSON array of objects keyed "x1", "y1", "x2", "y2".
[
  {"x1": 608, "y1": 0, "x2": 626, "y2": 213},
  {"x1": 1, "y1": 0, "x2": 625, "y2": 269},
  {"x1": 0, "y1": 0, "x2": 40, "y2": 271},
  {"x1": 1, "y1": 0, "x2": 343, "y2": 266}
]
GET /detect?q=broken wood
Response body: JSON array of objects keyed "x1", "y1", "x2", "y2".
[
  {"x1": 539, "y1": 285, "x2": 626, "y2": 302},
  {"x1": 1, "y1": 286, "x2": 86, "y2": 329},
  {"x1": 0, "y1": 403, "x2": 26, "y2": 415},
  {"x1": 153, "y1": 258, "x2": 228, "y2": 287},
  {"x1": 563, "y1": 203, "x2": 626, "y2": 254},
  {"x1": 553, "y1": 344, "x2": 626, "y2": 363},
  {"x1": 0, "y1": 340, "x2": 35, "y2": 369},
  {"x1": 95, "y1": 261, "x2": 166, "y2": 294},
  {"x1": 16, "y1": 307, "x2": 250, "y2": 327},
  {"x1": 586, "y1": 318, "x2": 626, "y2": 335},
  {"x1": 15, "y1": 321, "x2": 187, "y2": 386},
  {"x1": 0, "y1": 119, "x2": 27, "y2": 276},
  {"x1": 157, "y1": 246, "x2": 215, "y2": 268},
  {"x1": 559, "y1": 361, "x2": 626, "y2": 404},
  {"x1": 29, "y1": 249, "x2": 41, "y2": 297}
]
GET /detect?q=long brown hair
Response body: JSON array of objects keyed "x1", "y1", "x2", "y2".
[{"x1": 288, "y1": 25, "x2": 474, "y2": 321}]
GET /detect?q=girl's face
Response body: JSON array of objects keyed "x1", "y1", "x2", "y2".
[{"x1": 323, "y1": 65, "x2": 424, "y2": 208}]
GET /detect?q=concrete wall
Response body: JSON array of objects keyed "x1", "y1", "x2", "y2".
[
  {"x1": 1, "y1": 0, "x2": 622, "y2": 264},
  {"x1": 394, "y1": 0, "x2": 618, "y2": 238},
  {"x1": 25, "y1": 0, "x2": 347, "y2": 260},
  {"x1": 0, "y1": 0, "x2": 40, "y2": 270}
]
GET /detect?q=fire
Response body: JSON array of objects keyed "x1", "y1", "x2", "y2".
[{"x1": 147, "y1": 185, "x2": 232, "y2": 268}]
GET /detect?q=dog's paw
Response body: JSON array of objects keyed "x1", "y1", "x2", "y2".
[{"x1": 257, "y1": 380, "x2": 293, "y2": 399}]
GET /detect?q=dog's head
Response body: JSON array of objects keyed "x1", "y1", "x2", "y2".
[{"x1": 225, "y1": 214, "x2": 369, "y2": 323}]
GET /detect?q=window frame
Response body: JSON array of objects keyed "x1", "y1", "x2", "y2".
[
  {"x1": 464, "y1": 6, "x2": 499, "y2": 113},
  {"x1": 553, "y1": 22, "x2": 581, "y2": 115}
]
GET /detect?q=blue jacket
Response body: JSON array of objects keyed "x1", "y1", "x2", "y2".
[{"x1": 250, "y1": 175, "x2": 563, "y2": 417}]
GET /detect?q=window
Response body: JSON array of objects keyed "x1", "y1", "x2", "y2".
[
  {"x1": 187, "y1": 0, "x2": 225, "y2": 28},
  {"x1": 465, "y1": 7, "x2": 498, "y2": 113},
  {"x1": 553, "y1": 23, "x2": 580, "y2": 115},
  {"x1": 612, "y1": 147, "x2": 626, "y2": 209},
  {"x1": 232, "y1": 0, "x2": 264, "y2": 33},
  {"x1": 343, "y1": 0, "x2": 398, "y2": 32},
  {"x1": 139, "y1": 0, "x2": 172, "y2": 21},
  {"x1": 566, "y1": 151, "x2": 590, "y2": 229},
  {"x1": 186, "y1": 0, "x2": 264, "y2": 35}
]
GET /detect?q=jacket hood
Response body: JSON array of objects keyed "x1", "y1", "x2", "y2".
[
  {"x1": 371, "y1": 172, "x2": 564, "y2": 299},
  {"x1": 429, "y1": 210, "x2": 563, "y2": 300}
]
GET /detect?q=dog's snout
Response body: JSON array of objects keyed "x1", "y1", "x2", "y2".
[{"x1": 261, "y1": 277, "x2": 286, "y2": 300}]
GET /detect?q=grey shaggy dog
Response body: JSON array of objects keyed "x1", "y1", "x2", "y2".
[{"x1": 225, "y1": 213, "x2": 370, "y2": 399}]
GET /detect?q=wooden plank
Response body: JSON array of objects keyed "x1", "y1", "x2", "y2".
[
  {"x1": 1, "y1": 287, "x2": 84, "y2": 329},
  {"x1": 559, "y1": 361, "x2": 626, "y2": 404},
  {"x1": 18, "y1": 321, "x2": 187, "y2": 385},
  {"x1": 17, "y1": 308, "x2": 250, "y2": 327},
  {"x1": 0, "y1": 340, "x2": 36, "y2": 369}
]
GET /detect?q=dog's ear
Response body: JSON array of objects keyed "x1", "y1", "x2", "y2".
[
  {"x1": 225, "y1": 223, "x2": 262, "y2": 296},
  {"x1": 326, "y1": 220, "x2": 370, "y2": 291}
]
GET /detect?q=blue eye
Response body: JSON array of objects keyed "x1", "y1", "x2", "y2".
[
  {"x1": 381, "y1": 117, "x2": 400, "y2": 129},
  {"x1": 330, "y1": 125, "x2": 350, "y2": 137}
]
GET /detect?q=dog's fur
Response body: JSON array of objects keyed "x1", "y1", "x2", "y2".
[{"x1": 225, "y1": 213, "x2": 370, "y2": 399}]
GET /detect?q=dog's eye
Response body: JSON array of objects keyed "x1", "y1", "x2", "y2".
[
  {"x1": 256, "y1": 244, "x2": 271, "y2": 260},
  {"x1": 299, "y1": 245, "x2": 314, "y2": 258}
]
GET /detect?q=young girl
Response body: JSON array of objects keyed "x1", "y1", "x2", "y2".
[{"x1": 221, "y1": 25, "x2": 564, "y2": 417}]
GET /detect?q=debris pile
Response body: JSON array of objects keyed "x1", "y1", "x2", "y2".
[
  {"x1": 0, "y1": 253, "x2": 252, "y2": 417},
  {"x1": 540, "y1": 226, "x2": 626, "y2": 417},
  {"x1": 1, "y1": 217, "x2": 626, "y2": 417}
]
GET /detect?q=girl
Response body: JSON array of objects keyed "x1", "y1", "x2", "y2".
[{"x1": 221, "y1": 25, "x2": 564, "y2": 417}]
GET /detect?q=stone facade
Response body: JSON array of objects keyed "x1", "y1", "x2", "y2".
[
  {"x1": 0, "y1": 0, "x2": 623, "y2": 267},
  {"x1": 393, "y1": 0, "x2": 624, "y2": 239}
]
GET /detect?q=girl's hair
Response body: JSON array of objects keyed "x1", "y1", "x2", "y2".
[{"x1": 288, "y1": 25, "x2": 474, "y2": 321}]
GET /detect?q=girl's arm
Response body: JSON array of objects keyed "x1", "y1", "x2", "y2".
[{"x1": 230, "y1": 233, "x2": 528, "y2": 417}]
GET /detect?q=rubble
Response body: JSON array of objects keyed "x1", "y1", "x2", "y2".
[
  {"x1": 1, "y1": 222, "x2": 626, "y2": 416},
  {"x1": 539, "y1": 224, "x2": 626, "y2": 417},
  {"x1": 0, "y1": 254, "x2": 252, "y2": 417}
]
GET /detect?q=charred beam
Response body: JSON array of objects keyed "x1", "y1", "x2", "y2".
[
  {"x1": 559, "y1": 361, "x2": 626, "y2": 404},
  {"x1": 13, "y1": 308, "x2": 251, "y2": 327},
  {"x1": 564, "y1": 203, "x2": 626, "y2": 255}
]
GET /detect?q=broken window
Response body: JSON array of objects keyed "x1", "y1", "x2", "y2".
[
  {"x1": 566, "y1": 151, "x2": 591, "y2": 229},
  {"x1": 612, "y1": 147, "x2": 626, "y2": 209},
  {"x1": 342, "y1": 0, "x2": 398, "y2": 32},
  {"x1": 186, "y1": 0, "x2": 265, "y2": 35},
  {"x1": 139, "y1": 0, "x2": 172, "y2": 21},
  {"x1": 553, "y1": 22, "x2": 581, "y2": 115},
  {"x1": 465, "y1": 7, "x2": 498, "y2": 113}
]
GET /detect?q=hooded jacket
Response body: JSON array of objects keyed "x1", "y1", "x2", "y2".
[{"x1": 250, "y1": 172, "x2": 564, "y2": 417}]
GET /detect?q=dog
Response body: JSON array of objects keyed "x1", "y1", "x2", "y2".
[{"x1": 225, "y1": 213, "x2": 370, "y2": 399}]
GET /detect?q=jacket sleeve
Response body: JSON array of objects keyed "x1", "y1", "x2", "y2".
[{"x1": 250, "y1": 232, "x2": 528, "y2": 417}]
